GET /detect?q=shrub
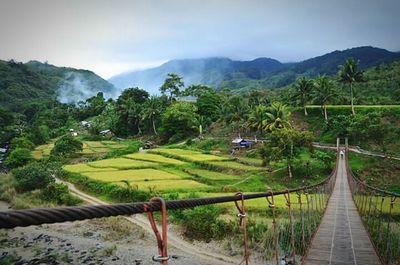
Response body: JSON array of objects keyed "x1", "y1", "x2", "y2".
[
  {"x1": 41, "y1": 183, "x2": 81, "y2": 206},
  {"x1": 10, "y1": 136, "x2": 35, "y2": 150},
  {"x1": 179, "y1": 205, "x2": 231, "y2": 241},
  {"x1": 5, "y1": 148, "x2": 34, "y2": 168},
  {"x1": 51, "y1": 134, "x2": 83, "y2": 157},
  {"x1": 12, "y1": 162, "x2": 54, "y2": 192}
]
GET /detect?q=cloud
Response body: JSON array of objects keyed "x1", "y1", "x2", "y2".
[{"x1": 0, "y1": 0, "x2": 399, "y2": 78}]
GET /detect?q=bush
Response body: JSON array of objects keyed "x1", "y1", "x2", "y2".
[
  {"x1": 179, "y1": 205, "x2": 231, "y2": 241},
  {"x1": 51, "y1": 134, "x2": 83, "y2": 157},
  {"x1": 5, "y1": 148, "x2": 34, "y2": 168},
  {"x1": 12, "y1": 162, "x2": 54, "y2": 192},
  {"x1": 10, "y1": 136, "x2": 35, "y2": 150},
  {"x1": 41, "y1": 183, "x2": 81, "y2": 206}
]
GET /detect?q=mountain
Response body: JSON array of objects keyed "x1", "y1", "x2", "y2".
[
  {"x1": 109, "y1": 57, "x2": 284, "y2": 95},
  {"x1": 109, "y1": 46, "x2": 400, "y2": 93},
  {"x1": 0, "y1": 60, "x2": 116, "y2": 111}
]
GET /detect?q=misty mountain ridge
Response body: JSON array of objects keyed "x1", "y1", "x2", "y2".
[
  {"x1": 109, "y1": 46, "x2": 400, "y2": 94},
  {"x1": 0, "y1": 60, "x2": 116, "y2": 111}
]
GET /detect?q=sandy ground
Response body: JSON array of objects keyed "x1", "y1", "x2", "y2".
[{"x1": 0, "y1": 201, "x2": 239, "y2": 265}]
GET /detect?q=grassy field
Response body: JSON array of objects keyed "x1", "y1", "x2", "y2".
[
  {"x1": 82, "y1": 168, "x2": 182, "y2": 182},
  {"x1": 149, "y1": 148, "x2": 232, "y2": 162},
  {"x1": 88, "y1": 158, "x2": 158, "y2": 169},
  {"x1": 348, "y1": 153, "x2": 400, "y2": 193},
  {"x1": 124, "y1": 153, "x2": 186, "y2": 165},
  {"x1": 205, "y1": 160, "x2": 265, "y2": 172},
  {"x1": 64, "y1": 146, "x2": 331, "y2": 196},
  {"x1": 32, "y1": 139, "x2": 129, "y2": 159}
]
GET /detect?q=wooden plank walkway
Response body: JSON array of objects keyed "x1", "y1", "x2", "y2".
[{"x1": 303, "y1": 154, "x2": 381, "y2": 265}]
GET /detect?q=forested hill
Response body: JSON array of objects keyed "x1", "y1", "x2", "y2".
[
  {"x1": 109, "y1": 46, "x2": 400, "y2": 93},
  {"x1": 0, "y1": 60, "x2": 115, "y2": 112}
]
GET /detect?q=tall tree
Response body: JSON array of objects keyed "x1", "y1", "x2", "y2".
[
  {"x1": 160, "y1": 73, "x2": 184, "y2": 101},
  {"x1": 142, "y1": 97, "x2": 162, "y2": 135},
  {"x1": 115, "y1": 88, "x2": 149, "y2": 136},
  {"x1": 338, "y1": 58, "x2": 363, "y2": 115},
  {"x1": 263, "y1": 102, "x2": 291, "y2": 131},
  {"x1": 161, "y1": 102, "x2": 199, "y2": 142},
  {"x1": 247, "y1": 105, "x2": 268, "y2": 134},
  {"x1": 291, "y1": 76, "x2": 314, "y2": 116},
  {"x1": 312, "y1": 75, "x2": 337, "y2": 121},
  {"x1": 259, "y1": 128, "x2": 314, "y2": 179}
]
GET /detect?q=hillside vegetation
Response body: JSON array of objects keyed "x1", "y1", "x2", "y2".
[{"x1": 0, "y1": 60, "x2": 115, "y2": 112}]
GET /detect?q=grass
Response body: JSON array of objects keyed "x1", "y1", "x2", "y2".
[
  {"x1": 32, "y1": 139, "x2": 131, "y2": 159},
  {"x1": 205, "y1": 160, "x2": 264, "y2": 172},
  {"x1": 124, "y1": 153, "x2": 186, "y2": 165},
  {"x1": 63, "y1": 164, "x2": 118, "y2": 173},
  {"x1": 150, "y1": 148, "x2": 231, "y2": 162},
  {"x1": 348, "y1": 153, "x2": 400, "y2": 193},
  {"x1": 184, "y1": 168, "x2": 241, "y2": 181},
  {"x1": 236, "y1": 157, "x2": 264, "y2": 167},
  {"x1": 88, "y1": 158, "x2": 158, "y2": 169},
  {"x1": 133, "y1": 179, "x2": 209, "y2": 192},
  {"x1": 81, "y1": 169, "x2": 182, "y2": 183}
]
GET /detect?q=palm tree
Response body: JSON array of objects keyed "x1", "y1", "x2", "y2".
[
  {"x1": 263, "y1": 102, "x2": 291, "y2": 131},
  {"x1": 291, "y1": 76, "x2": 314, "y2": 116},
  {"x1": 142, "y1": 97, "x2": 161, "y2": 135},
  {"x1": 313, "y1": 75, "x2": 337, "y2": 121},
  {"x1": 338, "y1": 58, "x2": 363, "y2": 115},
  {"x1": 247, "y1": 105, "x2": 268, "y2": 134}
]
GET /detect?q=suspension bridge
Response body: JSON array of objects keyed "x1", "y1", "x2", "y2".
[{"x1": 0, "y1": 139, "x2": 399, "y2": 264}]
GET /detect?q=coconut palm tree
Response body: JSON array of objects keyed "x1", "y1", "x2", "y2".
[
  {"x1": 338, "y1": 58, "x2": 363, "y2": 115},
  {"x1": 291, "y1": 76, "x2": 314, "y2": 116},
  {"x1": 247, "y1": 105, "x2": 268, "y2": 134},
  {"x1": 263, "y1": 102, "x2": 291, "y2": 131},
  {"x1": 142, "y1": 97, "x2": 161, "y2": 135},
  {"x1": 312, "y1": 75, "x2": 337, "y2": 121}
]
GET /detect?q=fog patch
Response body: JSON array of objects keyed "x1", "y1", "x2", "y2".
[{"x1": 57, "y1": 72, "x2": 114, "y2": 103}]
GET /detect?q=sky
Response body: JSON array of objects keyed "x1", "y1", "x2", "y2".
[{"x1": 0, "y1": 0, "x2": 399, "y2": 79}]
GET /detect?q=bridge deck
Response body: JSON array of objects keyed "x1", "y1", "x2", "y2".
[{"x1": 303, "y1": 155, "x2": 381, "y2": 265}]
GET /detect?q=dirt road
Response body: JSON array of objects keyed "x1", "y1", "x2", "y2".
[{"x1": 58, "y1": 179, "x2": 239, "y2": 265}]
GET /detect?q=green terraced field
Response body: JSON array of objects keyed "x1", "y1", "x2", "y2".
[
  {"x1": 133, "y1": 179, "x2": 209, "y2": 191},
  {"x1": 236, "y1": 157, "x2": 263, "y2": 167},
  {"x1": 151, "y1": 148, "x2": 230, "y2": 162},
  {"x1": 124, "y1": 153, "x2": 186, "y2": 165},
  {"x1": 64, "y1": 164, "x2": 118, "y2": 173},
  {"x1": 82, "y1": 169, "x2": 182, "y2": 182},
  {"x1": 88, "y1": 158, "x2": 158, "y2": 169},
  {"x1": 184, "y1": 168, "x2": 241, "y2": 181},
  {"x1": 32, "y1": 140, "x2": 128, "y2": 159},
  {"x1": 206, "y1": 161, "x2": 264, "y2": 171}
]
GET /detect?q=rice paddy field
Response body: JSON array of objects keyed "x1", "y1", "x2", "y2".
[
  {"x1": 63, "y1": 147, "x2": 329, "y2": 196},
  {"x1": 32, "y1": 140, "x2": 129, "y2": 159}
]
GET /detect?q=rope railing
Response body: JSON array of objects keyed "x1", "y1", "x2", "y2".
[
  {"x1": 346, "y1": 152, "x2": 400, "y2": 265},
  {"x1": 0, "y1": 154, "x2": 339, "y2": 264}
]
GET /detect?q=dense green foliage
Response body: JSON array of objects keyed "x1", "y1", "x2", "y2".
[
  {"x1": 161, "y1": 102, "x2": 199, "y2": 142},
  {"x1": 5, "y1": 148, "x2": 34, "y2": 168},
  {"x1": 41, "y1": 183, "x2": 81, "y2": 206},
  {"x1": 11, "y1": 162, "x2": 55, "y2": 192},
  {"x1": 51, "y1": 135, "x2": 83, "y2": 157}
]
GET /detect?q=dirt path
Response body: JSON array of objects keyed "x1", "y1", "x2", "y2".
[{"x1": 58, "y1": 179, "x2": 239, "y2": 265}]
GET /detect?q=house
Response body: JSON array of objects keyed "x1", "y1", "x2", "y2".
[
  {"x1": 231, "y1": 138, "x2": 255, "y2": 148},
  {"x1": 80, "y1": 121, "x2": 92, "y2": 127},
  {"x1": 99, "y1": 129, "x2": 114, "y2": 137}
]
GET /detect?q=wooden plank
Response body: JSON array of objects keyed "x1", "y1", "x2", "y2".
[{"x1": 303, "y1": 156, "x2": 381, "y2": 265}]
